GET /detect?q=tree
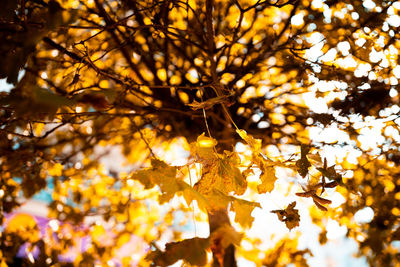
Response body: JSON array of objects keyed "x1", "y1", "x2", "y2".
[{"x1": 1, "y1": 0, "x2": 400, "y2": 266}]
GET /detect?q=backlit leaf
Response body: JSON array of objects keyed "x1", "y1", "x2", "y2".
[
  {"x1": 190, "y1": 133, "x2": 218, "y2": 161},
  {"x1": 316, "y1": 165, "x2": 343, "y2": 184},
  {"x1": 231, "y1": 198, "x2": 261, "y2": 228},
  {"x1": 296, "y1": 144, "x2": 311, "y2": 178},
  {"x1": 203, "y1": 190, "x2": 232, "y2": 211},
  {"x1": 194, "y1": 152, "x2": 247, "y2": 196},
  {"x1": 179, "y1": 181, "x2": 210, "y2": 212},
  {"x1": 132, "y1": 159, "x2": 179, "y2": 203},
  {"x1": 271, "y1": 202, "x2": 300, "y2": 230},
  {"x1": 257, "y1": 166, "x2": 277, "y2": 194},
  {"x1": 217, "y1": 151, "x2": 247, "y2": 195},
  {"x1": 236, "y1": 129, "x2": 262, "y2": 153},
  {"x1": 147, "y1": 237, "x2": 210, "y2": 266}
]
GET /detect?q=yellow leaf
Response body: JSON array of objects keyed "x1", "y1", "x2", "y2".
[
  {"x1": 197, "y1": 134, "x2": 217, "y2": 148},
  {"x1": 236, "y1": 129, "x2": 262, "y2": 153},
  {"x1": 205, "y1": 190, "x2": 232, "y2": 211},
  {"x1": 179, "y1": 181, "x2": 210, "y2": 212},
  {"x1": 219, "y1": 151, "x2": 247, "y2": 195},
  {"x1": 257, "y1": 166, "x2": 277, "y2": 193},
  {"x1": 147, "y1": 238, "x2": 210, "y2": 266},
  {"x1": 194, "y1": 152, "x2": 247, "y2": 196},
  {"x1": 191, "y1": 133, "x2": 218, "y2": 161},
  {"x1": 231, "y1": 198, "x2": 261, "y2": 228},
  {"x1": 132, "y1": 160, "x2": 212, "y2": 206},
  {"x1": 194, "y1": 171, "x2": 220, "y2": 195},
  {"x1": 132, "y1": 159, "x2": 179, "y2": 203}
]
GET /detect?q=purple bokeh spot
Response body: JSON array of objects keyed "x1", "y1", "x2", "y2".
[{"x1": 4, "y1": 212, "x2": 148, "y2": 266}]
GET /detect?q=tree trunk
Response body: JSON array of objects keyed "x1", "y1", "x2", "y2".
[{"x1": 209, "y1": 209, "x2": 237, "y2": 267}]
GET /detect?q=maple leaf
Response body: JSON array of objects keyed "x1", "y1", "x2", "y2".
[
  {"x1": 236, "y1": 129, "x2": 279, "y2": 193},
  {"x1": 202, "y1": 190, "x2": 232, "y2": 210},
  {"x1": 231, "y1": 198, "x2": 261, "y2": 228},
  {"x1": 194, "y1": 152, "x2": 247, "y2": 196},
  {"x1": 190, "y1": 133, "x2": 218, "y2": 162},
  {"x1": 257, "y1": 165, "x2": 277, "y2": 194},
  {"x1": 132, "y1": 159, "x2": 215, "y2": 208},
  {"x1": 132, "y1": 159, "x2": 180, "y2": 203},
  {"x1": 147, "y1": 237, "x2": 210, "y2": 266},
  {"x1": 271, "y1": 202, "x2": 300, "y2": 230},
  {"x1": 316, "y1": 165, "x2": 343, "y2": 184},
  {"x1": 217, "y1": 151, "x2": 247, "y2": 195},
  {"x1": 194, "y1": 171, "x2": 220, "y2": 195},
  {"x1": 201, "y1": 190, "x2": 260, "y2": 228},
  {"x1": 179, "y1": 181, "x2": 210, "y2": 212}
]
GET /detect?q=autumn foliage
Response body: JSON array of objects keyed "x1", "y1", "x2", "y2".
[{"x1": 1, "y1": 0, "x2": 400, "y2": 266}]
